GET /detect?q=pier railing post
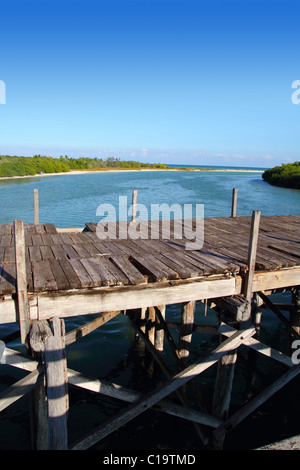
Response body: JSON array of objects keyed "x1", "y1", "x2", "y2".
[
  {"x1": 244, "y1": 210, "x2": 261, "y2": 305},
  {"x1": 14, "y1": 220, "x2": 30, "y2": 344},
  {"x1": 231, "y1": 188, "x2": 238, "y2": 217},
  {"x1": 34, "y1": 189, "x2": 39, "y2": 225}
]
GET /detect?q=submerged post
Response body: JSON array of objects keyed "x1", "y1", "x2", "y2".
[
  {"x1": 34, "y1": 189, "x2": 39, "y2": 225},
  {"x1": 231, "y1": 188, "x2": 238, "y2": 217}
]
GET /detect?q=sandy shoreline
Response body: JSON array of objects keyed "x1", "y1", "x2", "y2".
[{"x1": 0, "y1": 167, "x2": 264, "y2": 181}]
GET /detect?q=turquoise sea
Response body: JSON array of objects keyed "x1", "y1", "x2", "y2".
[{"x1": 0, "y1": 167, "x2": 299, "y2": 450}]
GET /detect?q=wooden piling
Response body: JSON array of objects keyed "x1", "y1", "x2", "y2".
[
  {"x1": 154, "y1": 305, "x2": 166, "y2": 352},
  {"x1": 178, "y1": 301, "x2": 196, "y2": 359},
  {"x1": 231, "y1": 188, "x2": 238, "y2": 217},
  {"x1": 44, "y1": 318, "x2": 69, "y2": 450},
  {"x1": 34, "y1": 189, "x2": 39, "y2": 225},
  {"x1": 132, "y1": 189, "x2": 137, "y2": 222}
]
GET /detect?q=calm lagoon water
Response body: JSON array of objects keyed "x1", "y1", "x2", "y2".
[
  {"x1": 0, "y1": 169, "x2": 299, "y2": 227},
  {"x1": 0, "y1": 169, "x2": 299, "y2": 450}
]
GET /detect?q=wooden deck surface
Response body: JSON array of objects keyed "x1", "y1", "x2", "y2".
[{"x1": 0, "y1": 215, "x2": 299, "y2": 296}]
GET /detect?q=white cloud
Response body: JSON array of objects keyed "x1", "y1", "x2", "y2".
[{"x1": 262, "y1": 154, "x2": 273, "y2": 161}]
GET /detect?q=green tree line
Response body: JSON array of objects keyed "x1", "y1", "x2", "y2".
[
  {"x1": 262, "y1": 161, "x2": 300, "y2": 189},
  {"x1": 0, "y1": 155, "x2": 167, "y2": 177}
]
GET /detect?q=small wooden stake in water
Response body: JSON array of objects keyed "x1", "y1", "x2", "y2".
[
  {"x1": 231, "y1": 188, "x2": 238, "y2": 217},
  {"x1": 34, "y1": 189, "x2": 39, "y2": 225},
  {"x1": 132, "y1": 189, "x2": 137, "y2": 222}
]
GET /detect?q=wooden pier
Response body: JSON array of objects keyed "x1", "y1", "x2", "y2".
[{"x1": 0, "y1": 189, "x2": 299, "y2": 450}]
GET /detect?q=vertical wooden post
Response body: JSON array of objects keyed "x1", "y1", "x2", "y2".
[
  {"x1": 29, "y1": 320, "x2": 53, "y2": 450},
  {"x1": 231, "y1": 188, "x2": 238, "y2": 218},
  {"x1": 147, "y1": 306, "x2": 156, "y2": 345},
  {"x1": 154, "y1": 305, "x2": 166, "y2": 352},
  {"x1": 34, "y1": 189, "x2": 39, "y2": 225},
  {"x1": 132, "y1": 189, "x2": 137, "y2": 222},
  {"x1": 291, "y1": 286, "x2": 300, "y2": 336},
  {"x1": 178, "y1": 301, "x2": 196, "y2": 359},
  {"x1": 45, "y1": 318, "x2": 69, "y2": 450},
  {"x1": 252, "y1": 292, "x2": 263, "y2": 334},
  {"x1": 14, "y1": 220, "x2": 30, "y2": 345},
  {"x1": 212, "y1": 348, "x2": 237, "y2": 448},
  {"x1": 244, "y1": 210, "x2": 261, "y2": 305}
]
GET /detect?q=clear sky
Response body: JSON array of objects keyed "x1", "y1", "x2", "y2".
[{"x1": 0, "y1": 0, "x2": 299, "y2": 167}]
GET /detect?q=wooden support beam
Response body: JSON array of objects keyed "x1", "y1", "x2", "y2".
[
  {"x1": 154, "y1": 305, "x2": 166, "y2": 352},
  {"x1": 217, "y1": 295, "x2": 250, "y2": 323},
  {"x1": 1, "y1": 347, "x2": 223, "y2": 430},
  {"x1": 0, "y1": 368, "x2": 42, "y2": 412},
  {"x1": 257, "y1": 291, "x2": 300, "y2": 340},
  {"x1": 14, "y1": 220, "x2": 30, "y2": 344},
  {"x1": 44, "y1": 318, "x2": 68, "y2": 450},
  {"x1": 218, "y1": 323, "x2": 294, "y2": 368},
  {"x1": 70, "y1": 326, "x2": 255, "y2": 450},
  {"x1": 213, "y1": 363, "x2": 300, "y2": 442},
  {"x1": 67, "y1": 369, "x2": 223, "y2": 428},
  {"x1": 178, "y1": 301, "x2": 196, "y2": 359},
  {"x1": 34, "y1": 189, "x2": 39, "y2": 225},
  {"x1": 291, "y1": 286, "x2": 300, "y2": 336},
  {"x1": 147, "y1": 306, "x2": 156, "y2": 345},
  {"x1": 212, "y1": 347, "x2": 237, "y2": 449},
  {"x1": 244, "y1": 210, "x2": 261, "y2": 305},
  {"x1": 231, "y1": 188, "x2": 238, "y2": 217},
  {"x1": 65, "y1": 311, "x2": 121, "y2": 346}
]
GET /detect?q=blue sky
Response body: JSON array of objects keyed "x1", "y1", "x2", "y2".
[{"x1": 0, "y1": 0, "x2": 299, "y2": 167}]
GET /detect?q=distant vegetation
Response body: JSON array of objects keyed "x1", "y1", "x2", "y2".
[
  {"x1": 0, "y1": 155, "x2": 167, "y2": 177},
  {"x1": 262, "y1": 162, "x2": 300, "y2": 189}
]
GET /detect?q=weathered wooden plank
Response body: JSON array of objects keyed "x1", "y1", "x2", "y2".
[
  {"x1": 62, "y1": 244, "x2": 79, "y2": 259},
  {"x1": 36, "y1": 276, "x2": 237, "y2": 319},
  {"x1": 130, "y1": 254, "x2": 170, "y2": 282},
  {"x1": 51, "y1": 245, "x2": 68, "y2": 260},
  {"x1": 40, "y1": 245, "x2": 54, "y2": 261},
  {"x1": 28, "y1": 246, "x2": 43, "y2": 263},
  {"x1": 32, "y1": 259, "x2": 58, "y2": 292},
  {"x1": 69, "y1": 259, "x2": 94, "y2": 288},
  {"x1": 110, "y1": 255, "x2": 147, "y2": 285},
  {"x1": 58, "y1": 259, "x2": 82, "y2": 289},
  {"x1": 49, "y1": 259, "x2": 71, "y2": 291}
]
